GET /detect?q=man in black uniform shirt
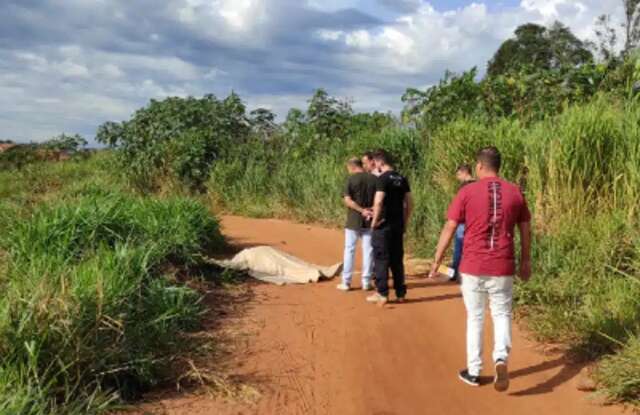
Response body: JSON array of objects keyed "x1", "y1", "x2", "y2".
[{"x1": 368, "y1": 149, "x2": 413, "y2": 306}]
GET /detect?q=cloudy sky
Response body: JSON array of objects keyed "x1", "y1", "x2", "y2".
[{"x1": 0, "y1": 0, "x2": 625, "y2": 143}]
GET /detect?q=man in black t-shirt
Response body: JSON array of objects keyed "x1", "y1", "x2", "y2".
[
  {"x1": 368, "y1": 150, "x2": 413, "y2": 306},
  {"x1": 338, "y1": 158, "x2": 378, "y2": 291}
]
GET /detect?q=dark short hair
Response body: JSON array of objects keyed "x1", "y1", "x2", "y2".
[
  {"x1": 372, "y1": 149, "x2": 393, "y2": 166},
  {"x1": 456, "y1": 164, "x2": 472, "y2": 175},
  {"x1": 476, "y1": 146, "x2": 501, "y2": 172},
  {"x1": 347, "y1": 157, "x2": 363, "y2": 168},
  {"x1": 362, "y1": 150, "x2": 374, "y2": 160}
]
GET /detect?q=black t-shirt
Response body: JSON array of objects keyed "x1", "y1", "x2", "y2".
[
  {"x1": 376, "y1": 170, "x2": 411, "y2": 229},
  {"x1": 343, "y1": 172, "x2": 378, "y2": 230}
]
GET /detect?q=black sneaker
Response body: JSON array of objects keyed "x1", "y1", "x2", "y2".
[
  {"x1": 494, "y1": 359, "x2": 510, "y2": 392},
  {"x1": 458, "y1": 369, "x2": 480, "y2": 387}
]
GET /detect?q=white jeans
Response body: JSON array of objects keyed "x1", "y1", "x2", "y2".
[
  {"x1": 461, "y1": 274, "x2": 514, "y2": 377},
  {"x1": 342, "y1": 228, "x2": 373, "y2": 286}
]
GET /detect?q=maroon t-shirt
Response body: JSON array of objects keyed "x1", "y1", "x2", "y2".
[{"x1": 447, "y1": 176, "x2": 531, "y2": 276}]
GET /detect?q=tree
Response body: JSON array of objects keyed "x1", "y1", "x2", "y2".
[
  {"x1": 591, "y1": 14, "x2": 619, "y2": 62},
  {"x1": 282, "y1": 108, "x2": 306, "y2": 139},
  {"x1": 96, "y1": 93, "x2": 251, "y2": 191},
  {"x1": 96, "y1": 122, "x2": 124, "y2": 147},
  {"x1": 488, "y1": 22, "x2": 593, "y2": 77},
  {"x1": 624, "y1": 0, "x2": 640, "y2": 54},
  {"x1": 350, "y1": 111, "x2": 395, "y2": 131},
  {"x1": 547, "y1": 22, "x2": 594, "y2": 68},
  {"x1": 488, "y1": 23, "x2": 550, "y2": 76},
  {"x1": 43, "y1": 133, "x2": 87, "y2": 152},
  {"x1": 220, "y1": 91, "x2": 251, "y2": 140},
  {"x1": 284, "y1": 108, "x2": 305, "y2": 128},
  {"x1": 401, "y1": 88, "x2": 428, "y2": 125},
  {"x1": 306, "y1": 89, "x2": 353, "y2": 138},
  {"x1": 402, "y1": 68, "x2": 483, "y2": 130},
  {"x1": 249, "y1": 108, "x2": 278, "y2": 139}
]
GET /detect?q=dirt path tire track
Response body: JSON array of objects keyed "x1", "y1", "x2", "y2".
[{"x1": 137, "y1": 215, "x2": 626, "y2": 415}]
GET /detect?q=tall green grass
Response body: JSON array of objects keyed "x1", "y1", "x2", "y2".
[
  {"x1": 0, "y1": 185, "x2": 224, "y2": 413},
  {"x1": 208, "y1": 94, "x2": 640, "y2": 403}
]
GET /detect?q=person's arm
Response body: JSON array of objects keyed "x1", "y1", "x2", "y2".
[
  {"x1": 428, "y1": 220, "x2": 458, "y2": 278},
  {"x1": 371, "y1": 191, "x2": 385, "y2": 228},
  {"x1": 344, "y1": 196, "x2": 371, "y2": 217},
  {"x1": 518, "y1": 221, "x2": 532, "y2": 281},
  {"x1": 403, "y1": 192, "x2": 413, "y2": 231}
]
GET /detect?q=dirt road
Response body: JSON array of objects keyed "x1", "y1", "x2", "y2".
[{"x1": 143, "y1": 216, "x2": 625, "y2": 415}]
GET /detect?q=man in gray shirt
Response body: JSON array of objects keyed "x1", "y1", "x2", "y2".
[{"x1": 337, "y1": 157, "x2": 378, "y2": 291}]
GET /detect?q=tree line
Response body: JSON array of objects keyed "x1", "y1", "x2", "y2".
[{"x1": 94, "y1": 6, "x2": 640, "y2": 191}]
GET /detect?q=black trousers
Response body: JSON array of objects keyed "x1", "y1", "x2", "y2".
[{"x1": 372, "y1": 225, "x2": 407, "y2": 298}]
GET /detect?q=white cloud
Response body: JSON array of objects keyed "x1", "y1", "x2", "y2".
[
  {"x1": 520, "y1": 0, "x2": 587, "y2": 20},
  {"x1": 15, "y1": 52, "x2": 48, "y2": 72},
  {"x1": 345, "y1": 30, "x2": 373, "y2": 48},
  {"x1": 204, "y1": 67, "x2": 227, "y2": 79},
  {"x1": 121, "y1": 55, "x2": 202, "y2": 81},
  {"x1": 316, "y1": 29, "x2": 344, "y2": 41},
  {"x1": 173, "y1": 0, "x2": 269, "y2": 45},
  {"x1": 379, "y1": 27, "x2": 414, "y2": 55},
  {"x1": 59, "y1": 45, "x2": 83, "y2": 58},
  {"x1": 0, "y1": 0, "x2": 629, "y2": 143},
  {"x1": 54, "y1": 60, "x2": 90, "y2": 78},
  {"x1": 305, "y1": 0, "x2": 359, "y2": 12},
  {"x1": 318, "y1": 0, "x2": 623, "y2": 76},
  {"x1": 219, "y1": 0, "x2": 267, "y2": 30},
  {"x1": 0, "y1": 45, "x2": 209, "y2": 141},
  {"x1": 99, "y1": 64, "x2": 124, "y2": 79}
]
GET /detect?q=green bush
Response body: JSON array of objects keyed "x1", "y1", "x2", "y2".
[{"x1": 96, "y1": 94, "x2": 251, "y2": 192}]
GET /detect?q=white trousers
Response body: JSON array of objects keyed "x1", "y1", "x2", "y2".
[
  {"x1": 461, "y1": 274, "x2": 514, "y2": 377},
  {"x1": 342, "y1": 228, "x2": 373, "y2": 286}
]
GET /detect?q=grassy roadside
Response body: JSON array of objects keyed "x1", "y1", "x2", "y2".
[{"x1": 0, "y1": 155, "x2": 230, "y2": 414}]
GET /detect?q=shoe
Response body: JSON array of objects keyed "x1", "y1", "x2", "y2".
[
  {"x1": 362, "y1": 281, "x2": 374, "y2": 291},
  {"x1": 336, "y1": 283, "x2": 351, "y2": 292},
  {"x1": 366, "y1": 293, "x2": 388, "y2": 306},
  {"x1": 396, "y1": 297, "x2": 406, "y2": 304},
  {"x1": 458, "y1": 369, "x2": 480, "y2": 387},
  {"x1": 494, "y1": 359, "x2": 510, "y2": 392}
]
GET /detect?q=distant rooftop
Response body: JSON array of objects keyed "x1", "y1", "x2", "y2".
[{"x1": 0, "y1": 143, "x2": 17, "y2": 153}]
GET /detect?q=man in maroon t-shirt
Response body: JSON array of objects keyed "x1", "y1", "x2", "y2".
[{"x1": 428, "y1": 146, "x2": 532, "y2": 392}]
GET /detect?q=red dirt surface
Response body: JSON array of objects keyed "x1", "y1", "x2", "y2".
[{"x1": 136, "y1": 216, "x2": 627, "y2": 415}]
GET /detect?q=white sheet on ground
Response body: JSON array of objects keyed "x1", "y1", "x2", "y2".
[{"x1": 211, "y1": 246, "x2": 342, "y2": 285}]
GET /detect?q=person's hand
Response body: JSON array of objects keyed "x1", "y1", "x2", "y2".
[
  {"x1": 371, "y1": 218, "x2": 385, "y2": 229},
  {"x1": 362, "y1": 208, "x2": 373, "y2": 219},
  {"x1": 428, "y1": 261, "x2": 440, "y2": 279},
  {"x1": 519, "y1": 259, "x2": 531, "y2": 282}
]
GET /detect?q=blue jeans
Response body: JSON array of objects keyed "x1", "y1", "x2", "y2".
[
  {"x1": 452, "y1": 224, "x2": 465, "y2": 276},
  {"x1": 342, "y1": 228, "x2": 374, "y2": 286}
]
